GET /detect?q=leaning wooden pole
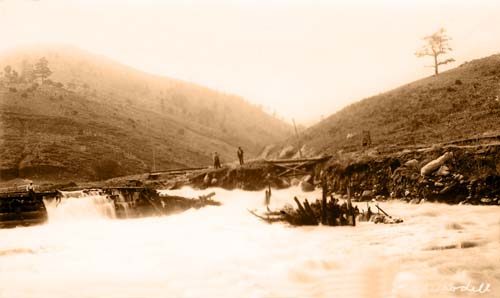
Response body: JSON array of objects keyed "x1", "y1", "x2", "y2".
[{"x1": 293, "y1": 196, "x2": 307, "y2": 218}]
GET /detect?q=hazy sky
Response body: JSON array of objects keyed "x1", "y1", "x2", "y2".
[{"x1": 1, "y1": 0, "x2": 499, "y2": 125}]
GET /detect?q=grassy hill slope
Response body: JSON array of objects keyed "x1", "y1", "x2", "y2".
[
  {"x1": 269, "y1": 53, "x2": 500, "y2": 158},
  {"x1": 0, "y1": 46, "x2": 292, "y2": 181}
]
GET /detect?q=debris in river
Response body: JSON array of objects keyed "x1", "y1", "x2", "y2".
[
  {"x1": 249, "y1": 183, "x2": 402, "y2": 226},
  {"x1": 103, "y1": 187, "x2": 221, "y2": 218},
  {"x1": 0, "y1": 187, "x2": 221, "y2": 228},
  {"x1": 0, "y1": 191, "x2": 52, "y2": 228}
]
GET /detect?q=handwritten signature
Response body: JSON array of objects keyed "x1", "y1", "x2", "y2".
[{"x1": 430, "y1": 281, "x2": 491, "y2": 295}]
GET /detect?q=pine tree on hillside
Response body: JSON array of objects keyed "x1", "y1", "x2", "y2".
[{"x1": 34, "y1": 57, "x2": 52, "y2": 82}]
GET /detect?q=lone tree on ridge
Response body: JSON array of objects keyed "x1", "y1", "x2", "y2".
[{"x1": 415, "y1": 28, "x2": 455, "y2": 76}]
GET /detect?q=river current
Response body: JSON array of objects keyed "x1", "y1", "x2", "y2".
[{"x1": 0, "y1": 187, "x2": 499, "y2": 298}]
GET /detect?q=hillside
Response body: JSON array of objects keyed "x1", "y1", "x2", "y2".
[
  {"x1": 267, "y1": 53, "x2": 500, "y2": 158},
  {"x1": 0, "y1": 45, "x2": 292, "y2": 182}
]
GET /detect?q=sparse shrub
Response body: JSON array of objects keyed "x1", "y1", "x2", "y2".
[
  {"x1": 9, "y1": 87, "x2": 17, "y2": 92},
  {"x1": 55, "y1": 82, "x2": 64, "y2": 88},
  {"x1": 93, "y1": 159, "x2": 121, "y2": 180},
  {"x1": 177, "y1": 128, "x2": 185, "y2": 135},
  {"x1": 455, "y1": 79, "x2": 463, "y2": 85},
  {"x1": 447, "y1": 86, "x2": 457, "y2": 92},
  {"x1": 26, "y1": 82, "x2": 39, "y2": 92},
  {"x1": 21, "y1": 93, "x2": 28, "y2": 98}
]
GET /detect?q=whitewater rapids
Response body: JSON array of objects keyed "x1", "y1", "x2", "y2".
[{"x1": 0, "y1": 187, "x2": 498, "y2": 298}]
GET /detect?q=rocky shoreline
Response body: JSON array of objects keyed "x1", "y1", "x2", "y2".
[
  {"x1": 182, "y1": 143, "x2": 500, "y2": 205},
  {"x1": 322, "y1": 143, "x2": 500, "y2": 205},
  {"x1": 3, "y1": 144, "x2": 499, "y2": 206}
]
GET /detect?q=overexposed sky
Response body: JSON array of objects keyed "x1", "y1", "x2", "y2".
[{"x1": 1, "y1": 0, "x2": 499, "y2": 125}]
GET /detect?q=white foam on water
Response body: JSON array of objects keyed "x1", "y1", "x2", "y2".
[
  {"x1": 44, "y1": 190, "x2": 116, "y2": 223},
  {"x1": 0, "y1": 186, "x2": 499, "y2": 298}
]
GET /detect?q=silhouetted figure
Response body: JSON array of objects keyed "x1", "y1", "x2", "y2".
[
  {"x1": 264, "y1": 184, "x2": 271, "y2": 207},
  {"x1": 213, "y1": 152, "x2": 221, "y2": 169},
  {"x1": 26, "y1": 182, "x2": 34, "y2": 192},
  {"x1": 26, "y1": 182, "x2": 35, "y2": 200},
  {"x1": 237, "y1": 146, "x2": 244, "y2": 165}
]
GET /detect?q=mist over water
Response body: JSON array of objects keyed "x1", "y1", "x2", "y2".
[{"x1": 0, "y1": 187, "x2": 499, "y2": 298}]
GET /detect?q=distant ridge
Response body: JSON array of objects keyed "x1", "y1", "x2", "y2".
[
  {"x1": 268, "y1": 53, "x2": 500, "y2": 158},
  {"x1": 0, "y1": 45, "x2": 292, "y2": 181}
]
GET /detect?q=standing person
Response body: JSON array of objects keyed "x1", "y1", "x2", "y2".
[
  {"x1": 237, "y1": 146, "x2": 244, "y2": 165},
  {"x1": 213, "y1": 152, "x2": 221, "y2": 169},
  {"x1": 264, "y1": 184, "x2": 272, "y2": 208},
  {"x1": 26, "y1": 182, "x2": 35, "y2": 200},
  {"x1": 264, "y1": 173, "x2": 272, "y2": 209},
  {"x1": 26, "y1": 182, "x2": 35, "y2": 192}
]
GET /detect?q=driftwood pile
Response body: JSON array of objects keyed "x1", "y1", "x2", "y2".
[
  {"x1": 250, "y1": 180, "x2": 358, "y2": 226},
  {"x1": 249, "y1": 180, "x2": 403, "y2": 226}
]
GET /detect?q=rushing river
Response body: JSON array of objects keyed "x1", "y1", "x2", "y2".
[{"x1": 0, "y1": 187, "x2": 499, "y2": 298}]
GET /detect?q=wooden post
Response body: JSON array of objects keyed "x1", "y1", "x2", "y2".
[
  {"x1": 347, "y1": 178, "x2": 356, "y2": 226},
  {"x1": 321, "y1": 177, "x2": 327, "y2": 225},
  {"x1": 292, "y1": 119, "x2": 303, "y2": 158}
]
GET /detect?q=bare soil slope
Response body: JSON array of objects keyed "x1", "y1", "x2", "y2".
[
  {"x1": 267, "y1": 54, "x2": 500, "y2": 158},
  {"x1": 0, "y1": 46, "x2": 292, "y2": 181}
]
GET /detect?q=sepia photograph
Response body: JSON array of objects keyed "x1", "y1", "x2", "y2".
[{"x1": 0, "y1": 0, "x2": 499, "y2": 297}]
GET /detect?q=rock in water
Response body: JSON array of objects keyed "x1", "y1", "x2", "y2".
[
  {"x1": 280, "y1": 178, "x2": 291, "y2": 188},
  {"x1": 361, "y1": 190, "x2": 373, "y2": 199},
  {"x1": 300, "y1": 181, "x2": 315, "y2": 192},
  {"x1": 302, "y1": 175, "x2": 313, "y2": 184}
]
